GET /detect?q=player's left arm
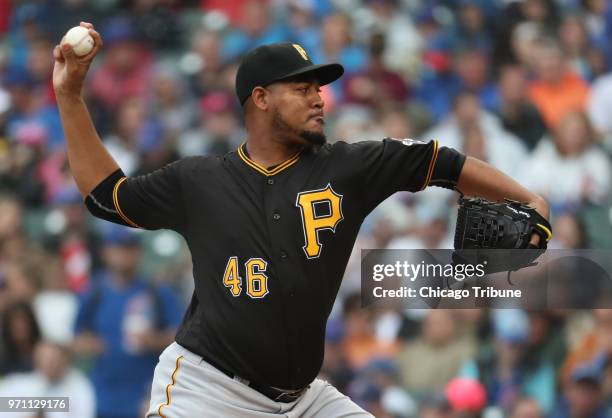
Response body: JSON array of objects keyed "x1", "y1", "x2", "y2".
[
  {"x1": 457, "y1": 156, "x2": 549, "y2": 219},
  {"x1": 353, "y1": 137, "x2": 549, "y2": 224}
]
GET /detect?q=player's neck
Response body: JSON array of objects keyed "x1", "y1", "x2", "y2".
[{"x1": 244, "y1": 140, "x2": 303, "y2": 168}]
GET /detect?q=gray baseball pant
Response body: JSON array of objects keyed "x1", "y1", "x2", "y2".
[{"x1": 146, "y1": 342, "x2": 373, "y2": 418}]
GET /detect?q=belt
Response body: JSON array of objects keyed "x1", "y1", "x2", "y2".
[{"x1": 201, "y1": 353, "x2": 309, "y2": 403}]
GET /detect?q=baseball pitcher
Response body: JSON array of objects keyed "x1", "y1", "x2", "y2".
[{"x1": 53, "y1": 23, "x2": 551, "y2": 418}]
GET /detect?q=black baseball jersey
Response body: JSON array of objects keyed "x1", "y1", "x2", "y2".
[{"x1": 85, "y1": 138, "x2": 465, "y2": 389}]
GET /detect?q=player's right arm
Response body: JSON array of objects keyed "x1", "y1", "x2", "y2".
[
  {"x1": 54, "y1": 22, "x2": 187, "y2": 231},
  {"x1": 53, "y1": 22, "x2": 117, "y2": 197}
]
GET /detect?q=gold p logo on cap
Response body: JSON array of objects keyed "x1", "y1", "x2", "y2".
[{"x1": 292, "y1": 44, "x2": 309, "y2": 61}]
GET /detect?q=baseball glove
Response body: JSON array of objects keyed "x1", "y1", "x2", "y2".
[
  {"x1": 453, "y1": 196, "x2": 552, "y2": 277},
  {"x1": 454, "y1": 197, "x2": 552, "y2": 250}
]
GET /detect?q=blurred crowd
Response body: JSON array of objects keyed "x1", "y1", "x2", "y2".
[{"x1": 1, "y1": 0, "x2": 612, "y2": 417}]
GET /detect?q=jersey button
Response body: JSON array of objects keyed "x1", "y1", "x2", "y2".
[
  {"x1": 267, "y1": 178, "x2": 274, "y2": 185},
  {"x1": 280, "y1": 251, "x2": 288, "y2": 259},
  {"x1": 273, "y1": 212, "x2": 280, "y2": 220}
]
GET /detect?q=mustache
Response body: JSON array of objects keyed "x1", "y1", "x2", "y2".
[{"x1": 308, "y1": 115, "x2": 325, "y2": 126}]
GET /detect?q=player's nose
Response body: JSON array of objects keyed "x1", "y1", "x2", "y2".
[{"x1": 312, "y1": 91, "x2": 324, "y2": 109}]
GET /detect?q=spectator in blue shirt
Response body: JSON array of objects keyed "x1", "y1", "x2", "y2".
[
  {"x1": 73, "y1": 227, "x2": 182, "y2": 418},
  {"x1": 221, "y1": 0, "x2": 288, "y2": 63},
  {"x1": 4, "y1": 68, "x2": 64, "y2": 152}
]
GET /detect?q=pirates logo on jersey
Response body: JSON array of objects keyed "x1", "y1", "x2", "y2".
[
  {"x1": 390, "y1": 138, "x2": 426, "y2": 147},
  {"x1": 296, "y1": 184, "x2": 344, "y2": 259}
]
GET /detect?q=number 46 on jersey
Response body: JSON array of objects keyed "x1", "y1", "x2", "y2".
[{"x1": 222, "y1": 257, "x2": 269, "y2": 299}]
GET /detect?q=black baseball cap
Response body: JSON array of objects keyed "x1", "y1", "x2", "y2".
[{"x1": 235, "y1": 43, "x2": 344, "y2": 105}]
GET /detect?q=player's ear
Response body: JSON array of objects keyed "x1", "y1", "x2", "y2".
[{"x1": 251, "y1": 87, "x2": 269, "y2": 111}]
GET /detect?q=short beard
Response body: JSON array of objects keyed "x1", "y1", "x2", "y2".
[
  {"x1": 299, "y1": 130, "x2": 327, "y2": 146},
  {"x1": 271, "y1": 109, "x2": 327, "y2": 146}
]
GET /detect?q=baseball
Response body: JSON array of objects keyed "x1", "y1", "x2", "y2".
[{"x1": 64, "y1": 26, "x2": 94, "y2": 56}]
